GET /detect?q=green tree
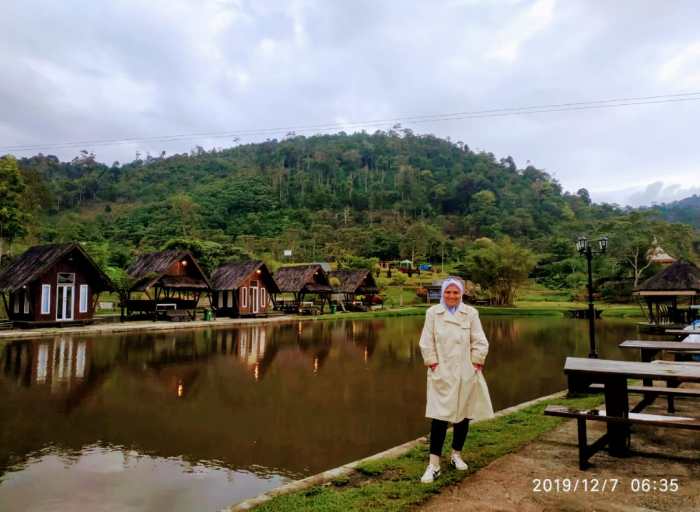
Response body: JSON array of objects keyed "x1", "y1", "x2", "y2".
[
  {"x1": 455, "y1": 237, "x2": 537, "y2": 305},
  {"x1": 0, "y1": 155, "x2": 28, "y2": 263}
]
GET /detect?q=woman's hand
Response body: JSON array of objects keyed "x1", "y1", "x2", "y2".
[
  {"x1": 428, "y1": 363, "x2": 438, "y2": 372},
  {"x1": 473, "y1": 363, "x2": 484, "y2": 372}
]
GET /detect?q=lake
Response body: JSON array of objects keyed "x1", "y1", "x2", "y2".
[{"x1": 0, "y1": 316, "x2": 644, "y2": 511}]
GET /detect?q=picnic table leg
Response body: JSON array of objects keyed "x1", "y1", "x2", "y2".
[
  {"x1": 640, "y1": 349, "x2": 658, "y2": 387},
  {"x1": 604, "y1": 376, "x2": 630, "y2": 457},
  {"x1": 577, "y1": 417, "x2": 589, "y2": 470},
  {"x1": 665, "y1": 379, "x2": 679, "y2": 413}
]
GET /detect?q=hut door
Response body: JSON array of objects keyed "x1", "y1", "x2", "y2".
[
  {"x1": 56, "y1": 273, "x2": 75, "y2": 321},
  {"x1": 251, "y1": 282, "x2": 259, "y2": 314}
]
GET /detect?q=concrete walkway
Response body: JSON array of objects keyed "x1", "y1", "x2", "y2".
[
  {"x1": 418, "y1": 393, "x2": 700, "y2": 512},
  {"x1": 0, "y1": 315, "x2": 295, "y2": 341}
]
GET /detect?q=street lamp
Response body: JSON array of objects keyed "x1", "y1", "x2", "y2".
[{"x1": 576, "y1": 236, "x2": 608, "y2": 358}]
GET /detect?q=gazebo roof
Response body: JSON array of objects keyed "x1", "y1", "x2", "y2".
[
  {"x1": 635, "y1": 259, "x2": 700, "y2": 296},
  {"x1": 274, "y1": 264, "x2": 332, "y2": 294},
  {"x1": 328, "y1": 270, "x2": 378, "y2": 294},
  {"x1": 127, "y1": 250, "x2": 210, "y2": 291}
]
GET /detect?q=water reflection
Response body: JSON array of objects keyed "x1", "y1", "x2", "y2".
[{"x1": 0, "y1": 317, "x2": 645, "y2": 511}]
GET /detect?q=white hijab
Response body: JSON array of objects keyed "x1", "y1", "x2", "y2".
[{"x1": 440, "y1": 277, "x2": 465, "y2": 313}]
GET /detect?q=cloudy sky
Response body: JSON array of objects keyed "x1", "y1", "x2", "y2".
[{"x1": 2, "y1": 0, "x2": 700, "y2": 206}]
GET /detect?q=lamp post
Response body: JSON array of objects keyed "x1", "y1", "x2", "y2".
[{"x1": 576, "y1": 236, "x2": 608, "y2": 358}]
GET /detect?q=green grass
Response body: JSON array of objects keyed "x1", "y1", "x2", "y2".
[{"x1": 254, "y1": 393, "x2": 603, "y2": 511}]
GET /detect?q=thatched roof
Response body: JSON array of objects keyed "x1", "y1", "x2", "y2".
[
  {"x1": 328, "y1": 270, "x2": 379, "y2": 294},
  {"x1": 127, "y1": 250, "x2": 210, "y2": 291},
  {"x1": 635, "y1": 259, "x2": 700, "y2": 295},
  {"x1": 210, "y1": 260, "x2": 279, "y2": 293},
  {"x1": 274, "y1": 264, "x2": 332, "y2": 294},
  {"x1": 0, "y1": 243, "x2": 113, "y2": 292}
]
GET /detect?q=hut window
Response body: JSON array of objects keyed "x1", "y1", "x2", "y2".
[
  {"x1": 217, "y1": 291, "x2": 224, "y2": 308},
  {"x1": 13, "y1": 294, "x2": 19, "y2": 314},
  {"x1": 241, "y1": 287, "x2": 248, "y2": 307},
  {"x1": 23, "y1": 291, "x2": 30, "y2": 314},
  {"x1": 79, "y1": 284, "x2": 89, "y2": 313},
  {"x1": 58, "y1": 273, "x2": 75, "y2": 284},
  {"x1": 41, "y1": 285, "x2": 51, "y2": 314},
  {"x1": 261, "y1": 288, "x2": 266, "y2": 307}
]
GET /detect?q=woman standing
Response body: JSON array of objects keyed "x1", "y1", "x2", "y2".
[{"x1": 418, "y1": 276, "x2": 494, "y2": 483}]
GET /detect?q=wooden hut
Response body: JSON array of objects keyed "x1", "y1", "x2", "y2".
[
  {"x1": 273, "y1": 264, "x2": 333, "y2": 314},
  {"x1": 126, "y1": 250, "x2": 210, "y2": 320},
  {"x1": 210, "y1": 260, "x2": 279, "y2": 317},
  {"x1": 0, "y1": 243, "x2": 113, "y2": 327},
  {"x1": 328, "y1": 269, "x2": 379, "y2": 311},
  {"x1": 634, "y1": 259, "x2": 700, "y2": 326}
]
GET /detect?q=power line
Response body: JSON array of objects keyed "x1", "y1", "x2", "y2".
[{"x1": 3, "y1": 91, "x2": 700, "y2": 153}]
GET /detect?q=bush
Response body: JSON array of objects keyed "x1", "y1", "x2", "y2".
[{"x1": 600, "y1": 280, "x2": 635, "y2": 303}]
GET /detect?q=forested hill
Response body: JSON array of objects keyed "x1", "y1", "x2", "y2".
[
  {"x1": 15, "y1": 131, "x2": 610, "y2": 245},
  {"x1": 5, "y1": 131, "x2": 699, "y2": 284},
  {"x1": 650, "y1": 195, "x2": 700, "y2": 228}
]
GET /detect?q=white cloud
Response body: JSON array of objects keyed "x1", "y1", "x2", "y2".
[
  {"x1": 487, "y1": 0, "x2": 556, "y2": 62},
  {"x1": 658, "y1": 41, "x2": 700, "y2": 88}
]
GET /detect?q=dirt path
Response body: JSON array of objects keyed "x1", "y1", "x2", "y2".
[{"x1": 419, "y1": 396, "x2": 700, "y2": 512}]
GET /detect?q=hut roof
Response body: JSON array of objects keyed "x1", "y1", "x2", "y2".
[
  {"x1": 210, "y1": 260, "x2": 280, "y2": 293},
  {"x1": 127, "y1": 250, "x2": 210, "y2": 291},
  {"x1": 0, "y1": 243, "x2": 113, "y2": 292},
  {"x1": 635, "y1": 259, "x2": 700, "y2": 295},
  {"x1": 647, "y1": 245, "x2": 676, "y2": 264},
  {"x1": 328, "y1": 270, "x2": 379, "y2": 294},
  {"x1": 274, "y1": 264, "x2": 332, "y2": 294}
]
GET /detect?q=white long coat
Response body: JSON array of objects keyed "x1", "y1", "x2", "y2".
[{"x1": 419, "y1": 303, "x2": 494, "y2": 423}]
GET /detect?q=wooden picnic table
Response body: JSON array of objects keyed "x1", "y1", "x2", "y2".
[
  {"x1": 619, "y1": 339, "x2": 700, "y2": 363},
  {"x1": 564, "y1": 357, "x2": 700, "y2": 457},
  {"x1": 619, "y1": 340, "x2": 700, "y2": 410}
]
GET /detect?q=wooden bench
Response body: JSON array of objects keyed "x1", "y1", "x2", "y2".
[
  {"x1": 587, "y1": 383, "x2": 700, "y2": 413},
  {"x1": 544, "y1": 405, "x2": 700, "y2": 469},
  {"x1": 162, "y1": 309, "x2": 192, "y2": 322}
]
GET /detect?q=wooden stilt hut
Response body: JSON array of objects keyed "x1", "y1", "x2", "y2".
[
  {"x1": 634, "y1": 259, "x2": 700, "y2": 326},
  {"x1": 328, "y1": 269, "x2": 380, "y2": 311},
  {"x1": 0, "y1": 243, "x2": 113, "y2": 327},
  {"x1": 210, "y1": 260, "x2": 279, "y2": 317},
  {"x1": 273, "y1": 264, "x2": 333, "y2": 314},
  {"x1": 126, "y1": 250, "x2": 210, "y2": 321}
]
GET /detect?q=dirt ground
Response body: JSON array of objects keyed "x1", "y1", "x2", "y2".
[{"x1": 419, "y1": 394, "x2": 700, "y2": 512}]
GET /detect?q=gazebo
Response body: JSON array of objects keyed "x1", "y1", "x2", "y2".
[
  {"x1": 126, "y1": 250, "x2": 210, "y2": 320},
  {"x1": 634, "y1": 259, "x2": 700, "y2": 326},
  {"x1": 328, "y1": 269, "x2": 380, "y2": 311},
  {"x1": 273, "y1": 264, "x2": 333, "y2": 314}
]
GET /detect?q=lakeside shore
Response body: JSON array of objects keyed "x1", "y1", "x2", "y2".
[{"x1": 0, "y1": 302, "x2": 645, "y2": 342}]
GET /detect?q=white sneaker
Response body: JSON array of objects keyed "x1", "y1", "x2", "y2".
[
  {"x1": 450, "y1": 452, "x2": 468, "y2": 471},
  {"x1": 420, "y1": 463, "x2": 441, "y2": 483}
]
